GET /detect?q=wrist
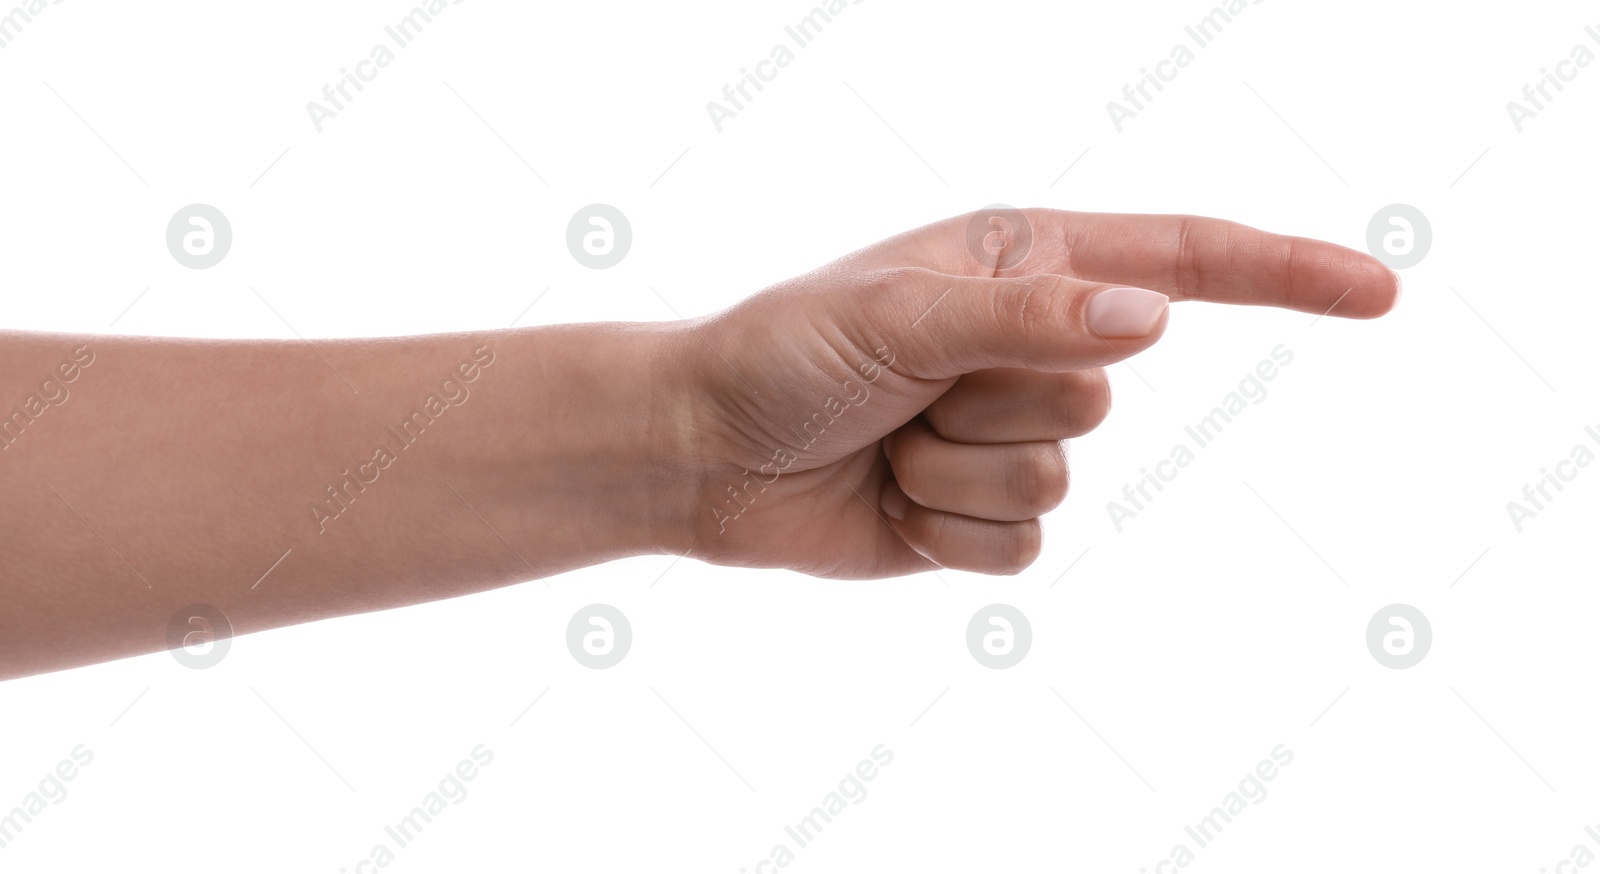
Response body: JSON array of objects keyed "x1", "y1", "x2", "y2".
[{"x1": 485, "y1": 322, "x2": 704, "y2": 569}]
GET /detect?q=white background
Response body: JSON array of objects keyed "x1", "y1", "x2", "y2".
[{"x1": 2, "y1": 0, "x2": 1598, "y2": 870}]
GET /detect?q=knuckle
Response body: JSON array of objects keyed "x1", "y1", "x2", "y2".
[
  {"x1": 1173, "y1": 214, "x2": 1200, "y2": 301},
  {"x1": 921, "y1": 506, "x2": 953, "y2": 552},
  {"x1": 864, "y1": 265, "x2": 940, "y2": 296},
  {"x1": 856, "y1": 266, "x2": 950, "y2": 377},
  {"x1": 994, "y1": 275, "x2": 1066, "y2": 351},
  {"x1": 920, "y1": 401, "x2": 959, "y2": 439},
  {"x1": 999, "y1": 520, "x2": 1043, "y2": 574},
  {"x1": 1007, "y1": 444, "x2": 1069, "y2": 516},
  {"x1": 887, "y1": 439, "x2": 937, "y2": 507},
  {"x1": 1062, "y1": 370, "x2": 1112, "y2": 437}
]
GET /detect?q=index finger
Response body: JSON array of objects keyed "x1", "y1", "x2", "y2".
[{"x1": 900, "y1": 208, "x2": 1400, "y2": 319}]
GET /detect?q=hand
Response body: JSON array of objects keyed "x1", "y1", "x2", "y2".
[
  {"x1": 678, "y1": 208, "x2": 1398, "y2": 578},
  {"x1": 0, "y1": 208, "x2": 1395, "y2": 678}
]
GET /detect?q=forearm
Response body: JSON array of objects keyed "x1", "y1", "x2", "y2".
[
  {"x1": 0, "y1": 323, "x2": 698, "y2": 679},
  {"x1": 0, "y1": 208, "x2": 1397, "y2": 680}
]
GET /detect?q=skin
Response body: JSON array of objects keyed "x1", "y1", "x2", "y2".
[{"x1": 0, "y1": 208, "x2": 1397, "y2": 680}]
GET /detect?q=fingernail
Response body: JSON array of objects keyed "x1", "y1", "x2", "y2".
[
  {"x1": 1086, "y1": 287, "x2": 1169, "y2": 338},
  {"x1": 881, "y1": 483, "x2": 908, "y2": 521}
]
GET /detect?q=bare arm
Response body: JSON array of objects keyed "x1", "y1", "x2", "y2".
[
  {"x1": 0, "y1": 208, "x2": 1397, "y2": 680},
  {"x1": 0, "y1": 324, "x2": 697, "y2": 679}
]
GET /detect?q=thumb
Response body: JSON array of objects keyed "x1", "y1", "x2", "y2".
[{"x1": 834, "y1": 267, "x2": 1170, "y2": 380}]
